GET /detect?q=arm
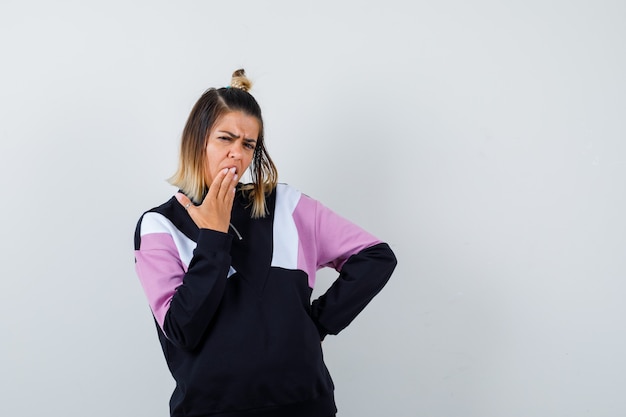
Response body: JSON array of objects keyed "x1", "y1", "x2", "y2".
[
  {"x1": 135, "y1": 167, "x2": 239, "y2": 350},
  {"x1": 296, "y1": 196, "x2": 397, "y2": 340},
  {"x1": 311, "y1": 242, "x2": 396, "y2": 340},
  {"x1": 135, "y1": 213, "x2": 233, "y2": 351}
]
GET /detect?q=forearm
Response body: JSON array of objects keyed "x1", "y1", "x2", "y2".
[
  {"x1": 162, "y1": 229, "x2": 233, "y2": 350},
  {"x1": 136, "y1": 227, "x2": 233, "y2": 351},
  {"x1": 310, "y1": 242, "x2": 397, "y2": 339}
]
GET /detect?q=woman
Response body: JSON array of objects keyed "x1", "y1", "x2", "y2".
[{"x1": 134, "y1": 69, "x2": 397, "y2": 417}]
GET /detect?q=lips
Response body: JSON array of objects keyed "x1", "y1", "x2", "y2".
[{"x1": 222, "y1": 165, "x2": 239, "y2": 175}]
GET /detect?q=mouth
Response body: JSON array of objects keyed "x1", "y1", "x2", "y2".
[{"x1": 223, "y1": 165, "x2": 239, "y2": 175}]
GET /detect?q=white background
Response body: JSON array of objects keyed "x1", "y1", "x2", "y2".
[{"x1": 1, "y1": 1, "x2": 625, "y2": 416}]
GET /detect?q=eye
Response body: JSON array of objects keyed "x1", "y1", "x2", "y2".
[
  {"x1": 218, "y1": 136, "x2": 232, "y2": 142},
  {"x1": 244, "y1": 143, "x2": 256, "y2": 150}
]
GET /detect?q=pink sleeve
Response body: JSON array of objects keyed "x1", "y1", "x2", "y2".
[
  {"x1": 135, "y1": 233, "x2": 187, "y2": 330},
  {"x1": 293, "y1": 194, "x2": 382, "y2": 272}
]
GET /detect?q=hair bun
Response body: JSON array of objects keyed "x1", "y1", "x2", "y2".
[{"x1": 230, "y1": 69, "x2": 252, "y2": 92}]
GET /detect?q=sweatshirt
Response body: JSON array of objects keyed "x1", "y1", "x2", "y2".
[{"x1": 134, "y1": 183, "x2": 397, "y2": 417}]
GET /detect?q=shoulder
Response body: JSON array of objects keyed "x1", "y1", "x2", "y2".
[
  {"x1": 273, "y1": 183, "x2": 323, "y2": 214},
  {"x1": 275, "y1": 183, "x2": 328, "y2": 203},
  {"x1": 134, "y1": 196, "x2": 186, "y2": 247},
  {"x1": 275, "y1": 183, "x2": 302, "y2": 200},
  {"x1": 137, "y1": 196, "x2": 179, "y2": 227},
  {"x1": 272, "y1": 183, "x2": 328, "y2": 226}
]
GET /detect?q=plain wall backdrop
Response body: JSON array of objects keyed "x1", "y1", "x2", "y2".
[{"x1": 1, "y1": 1, "x2": 625, "y2": 416}]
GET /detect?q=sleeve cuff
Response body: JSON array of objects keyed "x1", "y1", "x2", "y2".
[{"x1": 196, "y1": 228, "x2": 233, "y2": 253}]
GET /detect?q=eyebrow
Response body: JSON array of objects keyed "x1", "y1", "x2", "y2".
[{"x1": 218, "y1": 130, "x2": 257, "y2": 143}]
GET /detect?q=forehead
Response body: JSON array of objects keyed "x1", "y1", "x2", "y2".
[{"x1": 212, "y1": 111, "x2": 260, "y2": 137}]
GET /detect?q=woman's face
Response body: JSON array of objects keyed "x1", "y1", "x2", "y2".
[{"x1": 205, "y1": 111, "x2": 260, "y2": 185}]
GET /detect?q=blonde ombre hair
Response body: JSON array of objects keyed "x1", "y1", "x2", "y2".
[{"x1": 168, "y1": 69, "x2": 278, "y2": 218}]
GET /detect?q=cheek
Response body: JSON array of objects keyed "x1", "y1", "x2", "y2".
[
  {"x1": 244, "y1": 153, "x2": 254, "y2": 171},
  {"x1": 204, "y1": 148, "x2": 221, "y2": 181}
]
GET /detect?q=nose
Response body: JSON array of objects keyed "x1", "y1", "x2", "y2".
[{"x1": 229, "y1": 143, "x2": 243, "y2": 160}]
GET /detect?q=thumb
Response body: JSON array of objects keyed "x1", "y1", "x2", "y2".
[{"x1": 175, "y1": 192, "x2": 193, "y2": 210}]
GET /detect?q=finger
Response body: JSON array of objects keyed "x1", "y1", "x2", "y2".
[
  {"x1": 227, "y1": 168, "x2": 239, "y2": 198},
  {"x1": 224, "y1": 173, "x2": 238, "y2": 205},
  {"x1": 229, "y1": 169, "x2": 239, "y2": 189},
  {"x1": 228, "y1": 171, "x2": 239, "y2": 198},
  {"x1": 218, "y1": 168, "x2": 237, "y2": 201},
  {"x1": 175, "y1": 192, "x2": 193, "y2": 210},
  {"x1": 204, "y1": 168, "x2": 228, "y2": 203}
]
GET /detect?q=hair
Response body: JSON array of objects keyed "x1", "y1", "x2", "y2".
[{"x1": 168, "y1": 69, "x2": 278, "y2": 218}]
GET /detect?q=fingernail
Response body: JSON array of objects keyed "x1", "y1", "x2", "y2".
[
  {"x1": 233, "y1": 174, "x2": 238, "y2": 181},
  {"x1": 222, "y1": 168, "x2": 228, "y2": 174},
  {"x1": 230, "y1": 167, "x2": 236, "y2": 173}
]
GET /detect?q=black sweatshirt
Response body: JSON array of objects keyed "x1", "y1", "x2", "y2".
[{"x1": 134, "y1": 184, "x2": 397, "y2": 417}]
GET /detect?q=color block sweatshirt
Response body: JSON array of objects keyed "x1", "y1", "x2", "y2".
[{"x1": 134, "y1": 183, "x2": 397, "y2": 417}]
